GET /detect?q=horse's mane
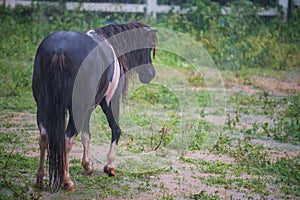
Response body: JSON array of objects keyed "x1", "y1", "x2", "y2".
[
  {"x1": 94, "y1": 21, "x2": 157, "y2": 99},
  {"x1": 94, "y1": 21, "x2": 157, "y2": 72}
]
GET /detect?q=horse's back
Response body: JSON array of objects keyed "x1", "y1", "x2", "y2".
[{"x1": 35, "y1": 31, "x2": 98, "y2": 69}]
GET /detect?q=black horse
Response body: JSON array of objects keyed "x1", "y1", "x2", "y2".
[{"x1": 32, "y1": 22, "x2": 157, "y2": 192}]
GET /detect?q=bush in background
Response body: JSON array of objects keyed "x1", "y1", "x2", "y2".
[{"x1": 157, "y1": 0, "x2": 300, "y2": 70}]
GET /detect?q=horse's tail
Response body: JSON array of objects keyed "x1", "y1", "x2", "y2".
[{"x1": 45, "y1": 51, "x2": 68, "y2": 192}]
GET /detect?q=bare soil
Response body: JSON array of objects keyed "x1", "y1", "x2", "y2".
[{"x1": 1, "y1": 74, "x2": 299, "y2": 200}]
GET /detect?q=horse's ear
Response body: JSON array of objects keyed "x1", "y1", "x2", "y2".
[
  {"x1": 153, "y1": 44, "x2": 157, "y2": 59},
  {"x1": 143, "y1": 28, "x2": 158, "y2": 59},
  {"x1": 150, "y1": 30, "x2": 158, "y2": 59},
  {"x1": 147, "y1": 29, "x2": 158, "y2": 33},
  {"x1": 145, "y1": 29, "x2": 157, "y2": 45},
  {"x1": 145, "y1": 29, "x2": 158, "y2": 35}
]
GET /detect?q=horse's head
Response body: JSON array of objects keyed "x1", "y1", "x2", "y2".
[
  {"x1": 135, "y1": 29, "x2": 157, "y2": 84},
  {"x1": 95, "y1": 23, "x2": 158, "y2": 84},
  {"x1": 136, "y1": 48, "x2": 156, "y2": 84}
]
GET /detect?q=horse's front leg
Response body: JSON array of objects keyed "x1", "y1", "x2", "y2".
[
  {"x1": 104, "y1": 140, "x2": 118, "y2": 176},
  {"x1": 81, "y1": 110, "x2": 93, "y2": 175},
  {"x1": 100, "y1": 98, "x2": 121, "y2": 176}
]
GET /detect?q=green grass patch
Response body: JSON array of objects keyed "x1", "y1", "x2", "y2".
[
  {"x1": 0, "y1": 3, "x2": 299, "y2": 199},
  {"x1": 189, "y1": 190, "x2": 221, "y2": 200},
  {"x1": 212, "y1": 134, "x2": 300, "y2": 196}
]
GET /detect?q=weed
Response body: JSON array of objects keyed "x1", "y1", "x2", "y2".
[
  {"x1": 0, "y1": 151, "x2": 39, "y2": 199},
  {"x1": 271, "y1": 93, "x2": 300, "y2": 144},
  {"x1": 244, "y1": 122, "x2": 259, "y2": 136},
  {"x1": 188, "y1": 119, "x2": 212, "y2": 151},
  {"x1": 244, "y1": 178, "x2": 268, "y2": 195},
  {"x1": 189, "y1": 190, "x2": 221, "y2": 200},
  {"x1": 212, "y1": 134, "x2": 300, "y2": 196},
  {"x1": 184, "y1": 158, "x2": 234, "y2": 175},
  {"x1": 214, "y1": 134, "x2": 271, "y2": 174},
  {"x1": 212, "y1": 134, "x2": 233, "y2": 155},
  {"x1": 262, "y1": 122, "x2": 270, "y2": 136},
  {"x1": 269, "y1": 157, "x2": 300, "y2": 196},
  {"x1": 224, "y1": 112, "x2": 241, "y2": 130},
  {"x1": 129, "y1": 83, "x2": 180, "y2": 110},
  {"x1": 187, "y1": 72, "x2": 206, "y2": 87}
]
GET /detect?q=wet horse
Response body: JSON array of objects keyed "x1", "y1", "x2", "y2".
[{"x1": 32, "y1": 22, "x2": 157, "y2": 192}]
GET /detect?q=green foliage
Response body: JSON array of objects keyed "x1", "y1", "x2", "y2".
[
  {"x1": 189, "y1": 119, "x2": 214, "y2": 151},
  {"x1": 0, "y1": 5, "x2": 145, "y2": 111},
  {"x1": 233, "y1": 139, "x2": 270, "y2": 172},
  {"x1": 158, "y1": 0, "x2": 300, "y2": 70},
  {"x1": 189, "y1": 190, "x2": 221, "y2": 200},
  {"x1": 0, "y1": 2, "x2": 299, "y2": 199},
  {"x1": 187, "y1": 71, "x2": 206, "y2": 87},
  {"x1": 129, "y1": 83, "x2": 180, "y2": 110},
  {"x1": 213, "y1": 134, "x2": 271, "y2": 174},
  {"x1": 184, "y1": 158, "x2": 234, "y2": 175},
  {"x1": 271, "y1": 93, "x2": 300, "y2": 144},
  {"x1": 0, "y1": 151, "x2": 39, "y2": 199},
  {"x1": 1, "y1": 2, "x2": 300, "y2": 113},
  {"x1": 213, "y1": 134, "x2": 233, "y2": 155},
  {"x1": 224, "y1": 113, "x2": 240, "y2": 130},
  {"x1": 213, "y1": 134, "x2": 300, "y2": 196},
  {"x1": 270, "y1": 157, "x2": 300, "y2": 196},
  {"x1": 0, "y1": 8, "x2": 35, "y2": 105}
]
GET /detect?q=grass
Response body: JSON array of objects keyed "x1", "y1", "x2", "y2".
[{"x1": 0, "y1": 5, "x2": 300, "y2": 200}]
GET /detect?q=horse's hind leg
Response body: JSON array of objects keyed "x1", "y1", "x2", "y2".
[
  {"x1": 63, "y1": 135, "x2": 76, "y2": 191},
  {"x1": 35, "y1": 109, "x2": 47, "y2": 189},
  {"x1": 81, "y1": 110, "x2": 93, "y2": 175},
  {"x1": 63, "y1": 110, "x2": 77, "y2": 191}
]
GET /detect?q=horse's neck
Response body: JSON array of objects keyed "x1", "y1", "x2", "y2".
[
  {"x1": 125, "y1": 52, "x2": 137, "y2": 68},
  {"x1": 86, "y1": 30, "x2": 104, "y2": 44}
]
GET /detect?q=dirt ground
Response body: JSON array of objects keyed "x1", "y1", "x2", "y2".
[{"x1": 1, "y1": 72, "x2": 299, "y2": 200}]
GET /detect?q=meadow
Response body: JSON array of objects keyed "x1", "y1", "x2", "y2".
[{"x1": 0, "y1": 3, "x2": 299, "y2": 199}]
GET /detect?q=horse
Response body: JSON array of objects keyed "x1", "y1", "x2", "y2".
[{"x1": 32, "y1": 22, "x2": 157, "y2": 192}]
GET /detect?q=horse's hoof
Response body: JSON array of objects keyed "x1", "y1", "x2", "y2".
[
  {"x1": 66, "y1": 184, "x2": 76, "y2": 191},
  {"x1": 83, "y1": 163, "x2": 93, "y2": 175},
  {"x1": 63, "y1": 181, "x2": 75, "y2": 191},
  {"x1": 86, "y1": 168, "x2": 93, "y2": 175},
  {"x1": 34, "y1": 183, "x2": 43, "y2": 190},
  {"x1": 104, "y1": 165, "x2": 116, "y2": 176},
  {"x1": 34, "y1": 179, "x2": 43, "y2": 189}
]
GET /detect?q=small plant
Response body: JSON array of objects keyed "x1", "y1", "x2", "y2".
[
  {"x1": 223, "y1": 111, "x2": 241, "y2": 131},
  {"x1": 189, "y1": 190, "x2": 221, "y2": 200},
  {"x1": 270, "y1": 157, "x2": 300, "y2": 196},
  {"x1": 262, "y1": 122, "x2": 270, "y2": 136},
  {"x1": 244, "y1": 122, "x2": 259, "y2": 135},
  {"x1": 213, "y1": 134, "x2": 271, "y2": 174},
  {"x1": 129, "y1": 84, "x2": 180, "y2": 110},
  {"x1": 213, "y1": 133, "x2": 233, "y2": 155},
  {"x1": 271, "y1": 93, "x2": 300, "y2": 144},
  {"x1": 188, "y1": 120, "x2": 207, "y2": 151},
  {"x1": 151, "y1": 124, "x2": 171, "y2": 151},
  {"x1": 187, "y1": 72, "x2": 206, "y2": 87}
]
